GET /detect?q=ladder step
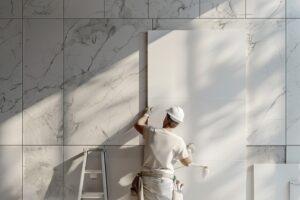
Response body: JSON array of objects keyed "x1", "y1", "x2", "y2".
[
  {"x1": 85, "y1": 170, "x2": 102, "y2": 174},
  {"x1": 81, "y1": 192, "x2": 104, "y2": 199}
]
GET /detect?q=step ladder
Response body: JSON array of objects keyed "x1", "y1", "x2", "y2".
[{"x1": 78, "y1": 148, "x2": 108, "y2": 200}]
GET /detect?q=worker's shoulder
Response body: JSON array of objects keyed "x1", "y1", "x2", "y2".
[{"x1": 161, "y1": 129, "x2": 185, "y2": 142}]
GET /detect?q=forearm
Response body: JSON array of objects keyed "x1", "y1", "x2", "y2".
[
  {"x1": 136, "y1": 114, "x2": 149, "y2": 126},
  {"x1": 134, "y1": 110, "x2": 150, "y2": 134}
]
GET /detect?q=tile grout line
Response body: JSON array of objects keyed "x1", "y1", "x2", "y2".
[
  {"x1": 246, "y1": 145, "x2": 287, "y2": 147},
  {"x1": 4, "y1": 17, "x2": 300, "y2": 20},
  {"x1": 62, "y1": 0, "x2": 65, "y2": 199},
  {"x1": 21, "y1": 0, "x2": 24, "y2": 199},
  {"x1": 199, "y1": 0, "x2": 200, "y2": 19},
  {"x1": 245, "y1": 0, "x2": 247, "y2": 19},
  {"x1": 1, "y1": 144, "x2": 145, "y2": 147},
  {"x1": 285, "y1": 0, "x2": 288, "y2": 163},
  {"x1": 151, "y1": 18, "x2": 153, "y2": 29},
  {"x1": 104, "y1": 0, "x2": 106, "y2": 19}
]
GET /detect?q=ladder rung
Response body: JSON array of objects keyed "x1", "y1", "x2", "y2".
[
  {"x1": 85, "y1": 170, "x2": 102, "y2": 174},
  {"x1": 81, "y1": 192, "x2": 104, "y2": 199}
]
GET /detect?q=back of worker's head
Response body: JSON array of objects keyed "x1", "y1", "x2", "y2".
[{"x1": 164, "y1": 106, "x2": 184, "y2": 128}]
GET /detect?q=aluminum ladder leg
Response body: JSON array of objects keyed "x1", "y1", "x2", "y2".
[{"x1": 78, "y1": 148, "x2": 108, "y2": 200}]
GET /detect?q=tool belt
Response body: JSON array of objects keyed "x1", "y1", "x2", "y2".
[
  {"x1": 131, "y1": 171, "x2": 183, "y2": 200},
  {"x1": 141, "y1": 170, "x2": 175, "y2": 180}
]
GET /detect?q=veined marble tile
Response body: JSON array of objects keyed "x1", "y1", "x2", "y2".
[
  {"x1": 23, "y1": 146, "x2": 63, "y2": 200},
  {"x1": 287, "y1": 19, "x2": 300, "y2": 145},
  {"x1": 246, "y1": 19, "x2": 285, "y2": 145},
  {"x1": 0, "y1": 0, "x2": 22, "y2": 18},
  {"x1": 23, "y1": 0, "x2": 63, "y2": 18},
  {"x1": 149, "y1": 0, "x2": 199, "y2": 18},
  {"x1": 200, "y1": 0, "x2": 245, "y2": 18},
  {"x1": 246, "y1": 0, "x2": 285, "y2": 18},
  {"x1": 247, "y1": 146, "x2": 286, "y2": 164},
  {"x1": 64, "y1": 0, "x2": 105, "y2": 18},
  {"x1": 64, "y1": 19, "x2": 151, "y2": 145},
  {"x1": 0, "y1": 19, "x2": 22, "y2": 145},
  {"x1": 287, "y1": 146, "x2": 300, "y2": 163},
  {"x1": 64, "y1": 146, "x2": 143, "y2": 200},
  {"x1": 0, "y1": 146, "x2": 22, "y2": 200},
  {"x1": 23, "y1": 19, "x2": 63, "y2": 145},
  {"x1": 105, "y1": 0, "x2": 148, "y2": 18},
  {"x1": 287, "y1": 0, "x2": 300, "y2": 18}
]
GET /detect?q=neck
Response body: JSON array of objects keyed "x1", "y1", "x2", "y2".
[{"x1": 163, "y1": 126, "x2": 173, "y2": 131}]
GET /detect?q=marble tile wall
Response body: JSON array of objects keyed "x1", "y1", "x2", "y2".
[{"x1": 0, "y1": 0, "x2": 299, "y2": 200}]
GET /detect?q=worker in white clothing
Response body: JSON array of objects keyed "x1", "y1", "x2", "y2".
[{"x1": 133, "y1": 106, "x2": 192, "y2": 200}]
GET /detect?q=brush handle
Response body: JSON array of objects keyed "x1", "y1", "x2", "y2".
[
  {"x1": 175, "y1": 162, "x2": 208, "y2": 170},
  {"x1": 190, "y1": 163, "x2": 208, "y2": 169}
]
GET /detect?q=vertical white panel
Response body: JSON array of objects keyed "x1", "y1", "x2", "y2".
[
  {"x1": 290, "y1": 180, "x2": 300, "y2": 200},
  {"x1": 148, "y1": 30, "x2": 246, "y2": 200},
  {"x1": 254, "y1": 164, "x2": 300, "y2": 200}
]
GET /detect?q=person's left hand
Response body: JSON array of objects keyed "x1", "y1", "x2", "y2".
[
  {"x1": 144, "y1": 107, "x2": 153, "y2": 115},
  {"x1": 187, "y1": 143, "x2": 195, "y2": 154}
]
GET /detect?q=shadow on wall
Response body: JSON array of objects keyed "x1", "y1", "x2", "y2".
[
  {"x1": 45, "y1": 145, "x2": 143, "y2": 200},
  {"x1": 0, "y1": 0, "x2": 238, "y2": 145},
  {"x1": 0, "y1": 0, "x2": 286, "y2": 199}
]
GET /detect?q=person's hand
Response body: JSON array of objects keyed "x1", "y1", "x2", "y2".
[
  {"x1": 187, "y1": 143, "x2": 195, "y2": 154},
  {"x1": 144, "y1": 107, "x2": 153, "y2": 116}
]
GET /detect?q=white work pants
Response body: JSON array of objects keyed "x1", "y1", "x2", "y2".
[{"x1": 142, "y1": 176, "x2": 173, "y2": 200}]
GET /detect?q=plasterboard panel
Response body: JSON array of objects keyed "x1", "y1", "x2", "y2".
[
  {"x1": 148, "y1": 30, "x2": 246, "y2": 200},
  {"x1": 290, "y1": 180, "x2": 300, "y2": 200}
]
